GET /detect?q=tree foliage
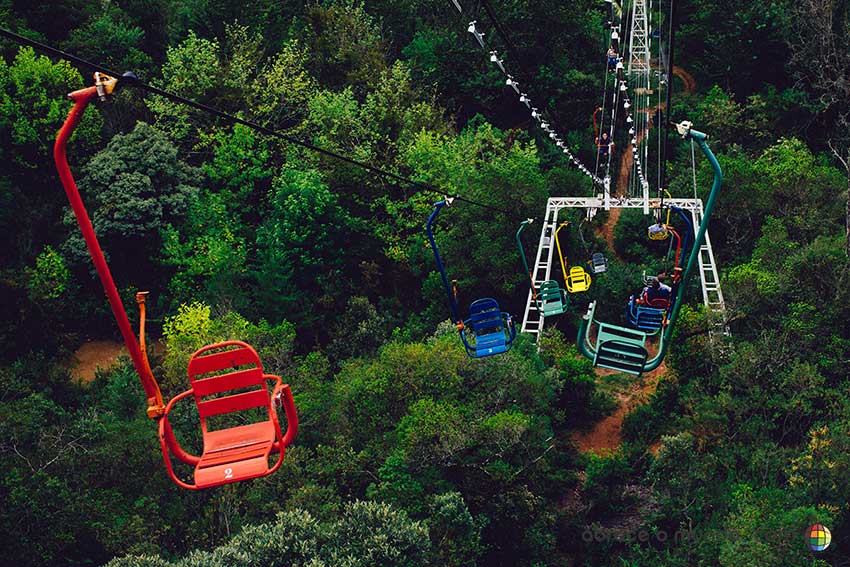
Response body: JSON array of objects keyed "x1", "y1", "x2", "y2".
[{"x1": 1, "y1": 2, "x2": 849, "y2": 567}]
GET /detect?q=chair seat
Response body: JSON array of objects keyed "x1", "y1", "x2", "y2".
[
  {"x1": 541, "y1": 303, "x2": 568, "y2": 316},
  {"x1": 195, "y1": 454, "x2": 272, "y2": 488},
  {"x1": 466, "y1": 326, "x2": 510, "y2": 357},
  {"x1": 476, "y1": 331, "x2": 505, "y2": 347},
  {"x1": 594, "y1": 323, "x2": 649, "y2": 375},
  {"x1": 643, "y1": 296, "x2": 671, "y2": 309},
  {"x1": 203, "y1": 421, "x2": 275, "y2": 455},
  {"x1": 195, "y1": 421, "x2": 276, "y2": 487},
  {"x1": 473, "y1": 340, "x2": 508, "y2": 357},
  {"x1": 628, "y1": 309, "x2": 665, "y2": 331}
]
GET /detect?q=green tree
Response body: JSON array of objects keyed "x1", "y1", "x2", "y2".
[
  {"x1": 788, "y1": 424, "x2": 850, "y2": 509},
  {"x1": 428, "y1": 492, "x2": 485, "y2": 567},
  {"x1": 149, "y1": 24, "x2": 315, "y2": 148},
  {"x1": 401, "y1": 120, "x2": 548, "y2": 312},
  {"x1": 694, "y1": 86, "x2": 743, "y2": 149},
  {"x1": 584, "y1": 451, "x2": 630, "y2": 513},
  {"x1": 65, "y1": 122, "x2": 199, "y2": 286},
  {"x1": 27, "y1": 245, "x2": 71, "y2": 303},
  {"x1": 754, "y1": 138, "x2": 845, "y2": 240},
  {"x1": 108, "y1": 501, "x2": 430, "y2": 567},
  {"x1": 299, "y1": 0, "x2": 387, "y2": 94},
  {"x1": 162, "y1": 0, "x2": 301, "y2": 49},
  {"x1": 145, "y1": 30, "x2": 223, "y2": 143},
  {"x1": 786, "y1": 0, "x2": 850, "y2": 256},
  {"x1": 305, "y1": 61, "x2": 446, "y2": 196},
  {"x1": 328, "y1": 296, "x2": 389, "y2": 360},
  {"x1": 0, "y1": 46, "x2": 105, "y2": 352},
  {"x1": 0, "y1": 47, "x2": 102, "y2": 264},
  {"x1": 677, "y1": 0, "x2": 790, "y2": 98},
  {"x1": 717, "y1": 485, "x2": 831, "y2": 567},
  {"x1": 201, "y1": 123, "x2": 272, "y2": 223},
  {"x1": 330, "y1": 500, "x2": 430, "y2": 566},
  {"x1": 254, "y1": 167, "x2": 353, "y2": 328},
  {"x1": 161, "y1": 191, "x2": 247, "y2": 307},
  {"x1": 0, "y1": 47, "x2": 101, "y2": 164},
  {"x1": 248, "y1": 39, "x2": 316, "y2": 131},
  {"x1": 63, "y1": 4, "x2": 154, "y2": 73}
]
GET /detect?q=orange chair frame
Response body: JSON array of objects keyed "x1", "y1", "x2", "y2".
[{"x1": 158, "y1": 341, "x2": 298, "y2": 490}]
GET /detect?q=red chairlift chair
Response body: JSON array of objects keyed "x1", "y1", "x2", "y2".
[
  {"x1": 55, "y1": 72, "x2": 299, "y2": 490},
  {"x1": 159, "y1": 341, "x2": 298, "y2": 490}
]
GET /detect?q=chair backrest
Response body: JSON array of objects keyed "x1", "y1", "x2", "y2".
[
  {"x1": 538, "y1": 280, "x2": 564, "y2": 302},
  {"x1": 537, "y1": 280, "x2": 568, "y2": 316},
  {"x1": 591, "y1": 253, "x2": 608, "y2": 273},
  {"x1": 645, "y1": 297, "x2": 671, "y2": 309},
  {"x1": 627, "y1": 297, "x2": 667, "y2": 332},
  {"x1": 187, "y1": 341, "x2": 270, "y2": 430},
  {"x1": 467, "y1": 298, "x2": 506, "y2": 337},
  {"x1": 629, "y1": 308, "x2": 665, "y2": 331},
  {"x1": 643, "y1": 289, "x2": 672, "y2": 308},
  {"x1": 567, "y1": 267, "x2": 591, "y2": 292}
]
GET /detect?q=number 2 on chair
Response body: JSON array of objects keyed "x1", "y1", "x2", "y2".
[{"x1": 224, "y1": 468, "x2": 233, "y2": 479}]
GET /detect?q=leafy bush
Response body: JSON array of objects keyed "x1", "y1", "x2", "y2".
[
  {"x1": 160, "y1": 302, "x2": 295, "y2": 393},
  {"x1": 108, "y1": 502, "x2": 429, "y2": 567}
]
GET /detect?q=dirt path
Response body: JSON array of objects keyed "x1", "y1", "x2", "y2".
[
  {"x1": 616, "y1": 132, "x2": 636, "y2": 197},
  {"x1": 571, "y1": 362, "x2": 667, "y2": 453},
  {"x1": 594, "y1": 121, "x2": 636, "y2": 258},
  {"x1": 574, "y1": 67, "x2": 694, "y2": 455},
  {"x1": 598, "y1": 207, "x2": 621, "y2": 255},
  {"x1": 672, "y1": 65, "x2": 696, "y2": 95},
  {"x1": 69, "y1": 340, "x2": 126, "y2": 383}
]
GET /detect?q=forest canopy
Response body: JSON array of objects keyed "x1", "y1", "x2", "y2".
[{"x1": 0, "y1": 1, "x2": 848, "y2": 566}]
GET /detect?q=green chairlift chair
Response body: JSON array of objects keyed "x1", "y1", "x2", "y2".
[
  {"x1": 575, "y1": 122, "x2": 723, "y2": 376},
  {"x1": 517, "y1": 220, "x2": 569, "y2": 317}
]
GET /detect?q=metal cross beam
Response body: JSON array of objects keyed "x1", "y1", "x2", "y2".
[{"x1": 548, "y1": 195, "x2": 704, "y2": 214}]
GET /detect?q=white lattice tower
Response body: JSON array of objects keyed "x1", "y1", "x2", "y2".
[
  {"x1": 626, "y1": 0, "x2": 652, "y2": 204},
  {"x1": 627, "y1": 0, "x2": 651, "y2": 77}
]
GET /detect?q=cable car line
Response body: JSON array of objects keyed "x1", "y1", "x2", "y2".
[{"x1": 0, "y1": 26, "x2": 520, "y2": 219}]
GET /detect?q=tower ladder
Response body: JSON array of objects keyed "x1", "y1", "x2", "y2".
[
  {"x1": 520, "y1": 202, "x2": 560, "y2": 340},
  {"x1": 691, "y1": 207, "x2": 731, "y2": 339}
]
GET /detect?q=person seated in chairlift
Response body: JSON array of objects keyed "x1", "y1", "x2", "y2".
[
  {"x1": 657, "y1": 268, "x2": 682, "y2": 288},
  {"x1": 648, "y1": 222, "x2": 667, "y2": 238},
  {"x1": 607, "y1": 46, "x2": 618, "y2": 71},
  {"x1": 639, "y1": 276, "x2": 672, "y2": 305},
  {"x1": 597, "y1": 132, "x2": 612, "y2": 160}
]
